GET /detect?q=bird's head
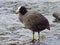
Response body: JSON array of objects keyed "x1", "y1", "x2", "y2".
[{"x1": 16, "y1": 6, "x2": 27, "y2": 15}]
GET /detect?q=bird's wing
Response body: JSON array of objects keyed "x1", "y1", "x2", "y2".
[{"x1": 23, "y1": 12, "x2": 49, "y2": 30}]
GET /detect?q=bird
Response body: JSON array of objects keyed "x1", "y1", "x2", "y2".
[
  {"x1": 53, "y1": 12, "x2": 60, "y2": 20},
  {"x1": 16, "y1": 6, "x2": 50, "y2": 42}
]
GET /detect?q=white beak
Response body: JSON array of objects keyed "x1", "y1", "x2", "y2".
[
  {"x1": 16, "y1": 9, "x2": 19, "y2": 13},
  {"x1": 16, "y1": 6, "x2": 21, "y2": 13}
]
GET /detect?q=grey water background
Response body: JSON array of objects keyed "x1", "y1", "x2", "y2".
[{"x1": 0, "y1": 0, "x2": 60, "y2": 45}]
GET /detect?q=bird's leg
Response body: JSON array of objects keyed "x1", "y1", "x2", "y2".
[
  {"x1": 32, "y1": 31, "x2": 35, "y2": 42},
  {"x1": 37, "y1": 32, "x2": 40, "y2": 44},
  {"x1": 38, "y1": 32, "x2": 40, "y2": 40}
]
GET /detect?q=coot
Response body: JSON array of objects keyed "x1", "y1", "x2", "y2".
[{"x1": 16, "y1": 6, "x2": 50, "y2": 41}]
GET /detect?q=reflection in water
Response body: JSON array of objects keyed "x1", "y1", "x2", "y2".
[
  {"x1": 32, "y1": 40, "x2": 40, "y2": 45},
  {"x1": 53, "y1": 19, "x2": 60, "y2": 23},
  {"x1": 23, "y1": 39, "x2": 41, "y2": 45}
]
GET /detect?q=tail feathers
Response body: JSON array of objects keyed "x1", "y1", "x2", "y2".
[{"x1": 47, "y1": 26, "x2": 50, "y2": 30}]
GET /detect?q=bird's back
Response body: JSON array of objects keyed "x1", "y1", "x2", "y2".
[{"x1": 22, "y1": 11, "x2": 50, "y2": 32}]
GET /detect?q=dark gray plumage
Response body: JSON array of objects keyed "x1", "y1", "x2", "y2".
[{"x1": 16, "y1": 6, "x2": 50, "y2": 41}]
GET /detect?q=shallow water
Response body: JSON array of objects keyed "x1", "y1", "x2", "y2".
[{"x1": 0, "y1": 0, "x2": 60, "y2": 45}]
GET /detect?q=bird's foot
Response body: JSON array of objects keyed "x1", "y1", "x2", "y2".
[{"x1": 31, "y1": 39, "x2": 37, "y2": 42}]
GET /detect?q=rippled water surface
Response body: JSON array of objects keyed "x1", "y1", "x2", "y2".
[{"x1": 0, "y1": 0, "x2": 60, "y2": 45}]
